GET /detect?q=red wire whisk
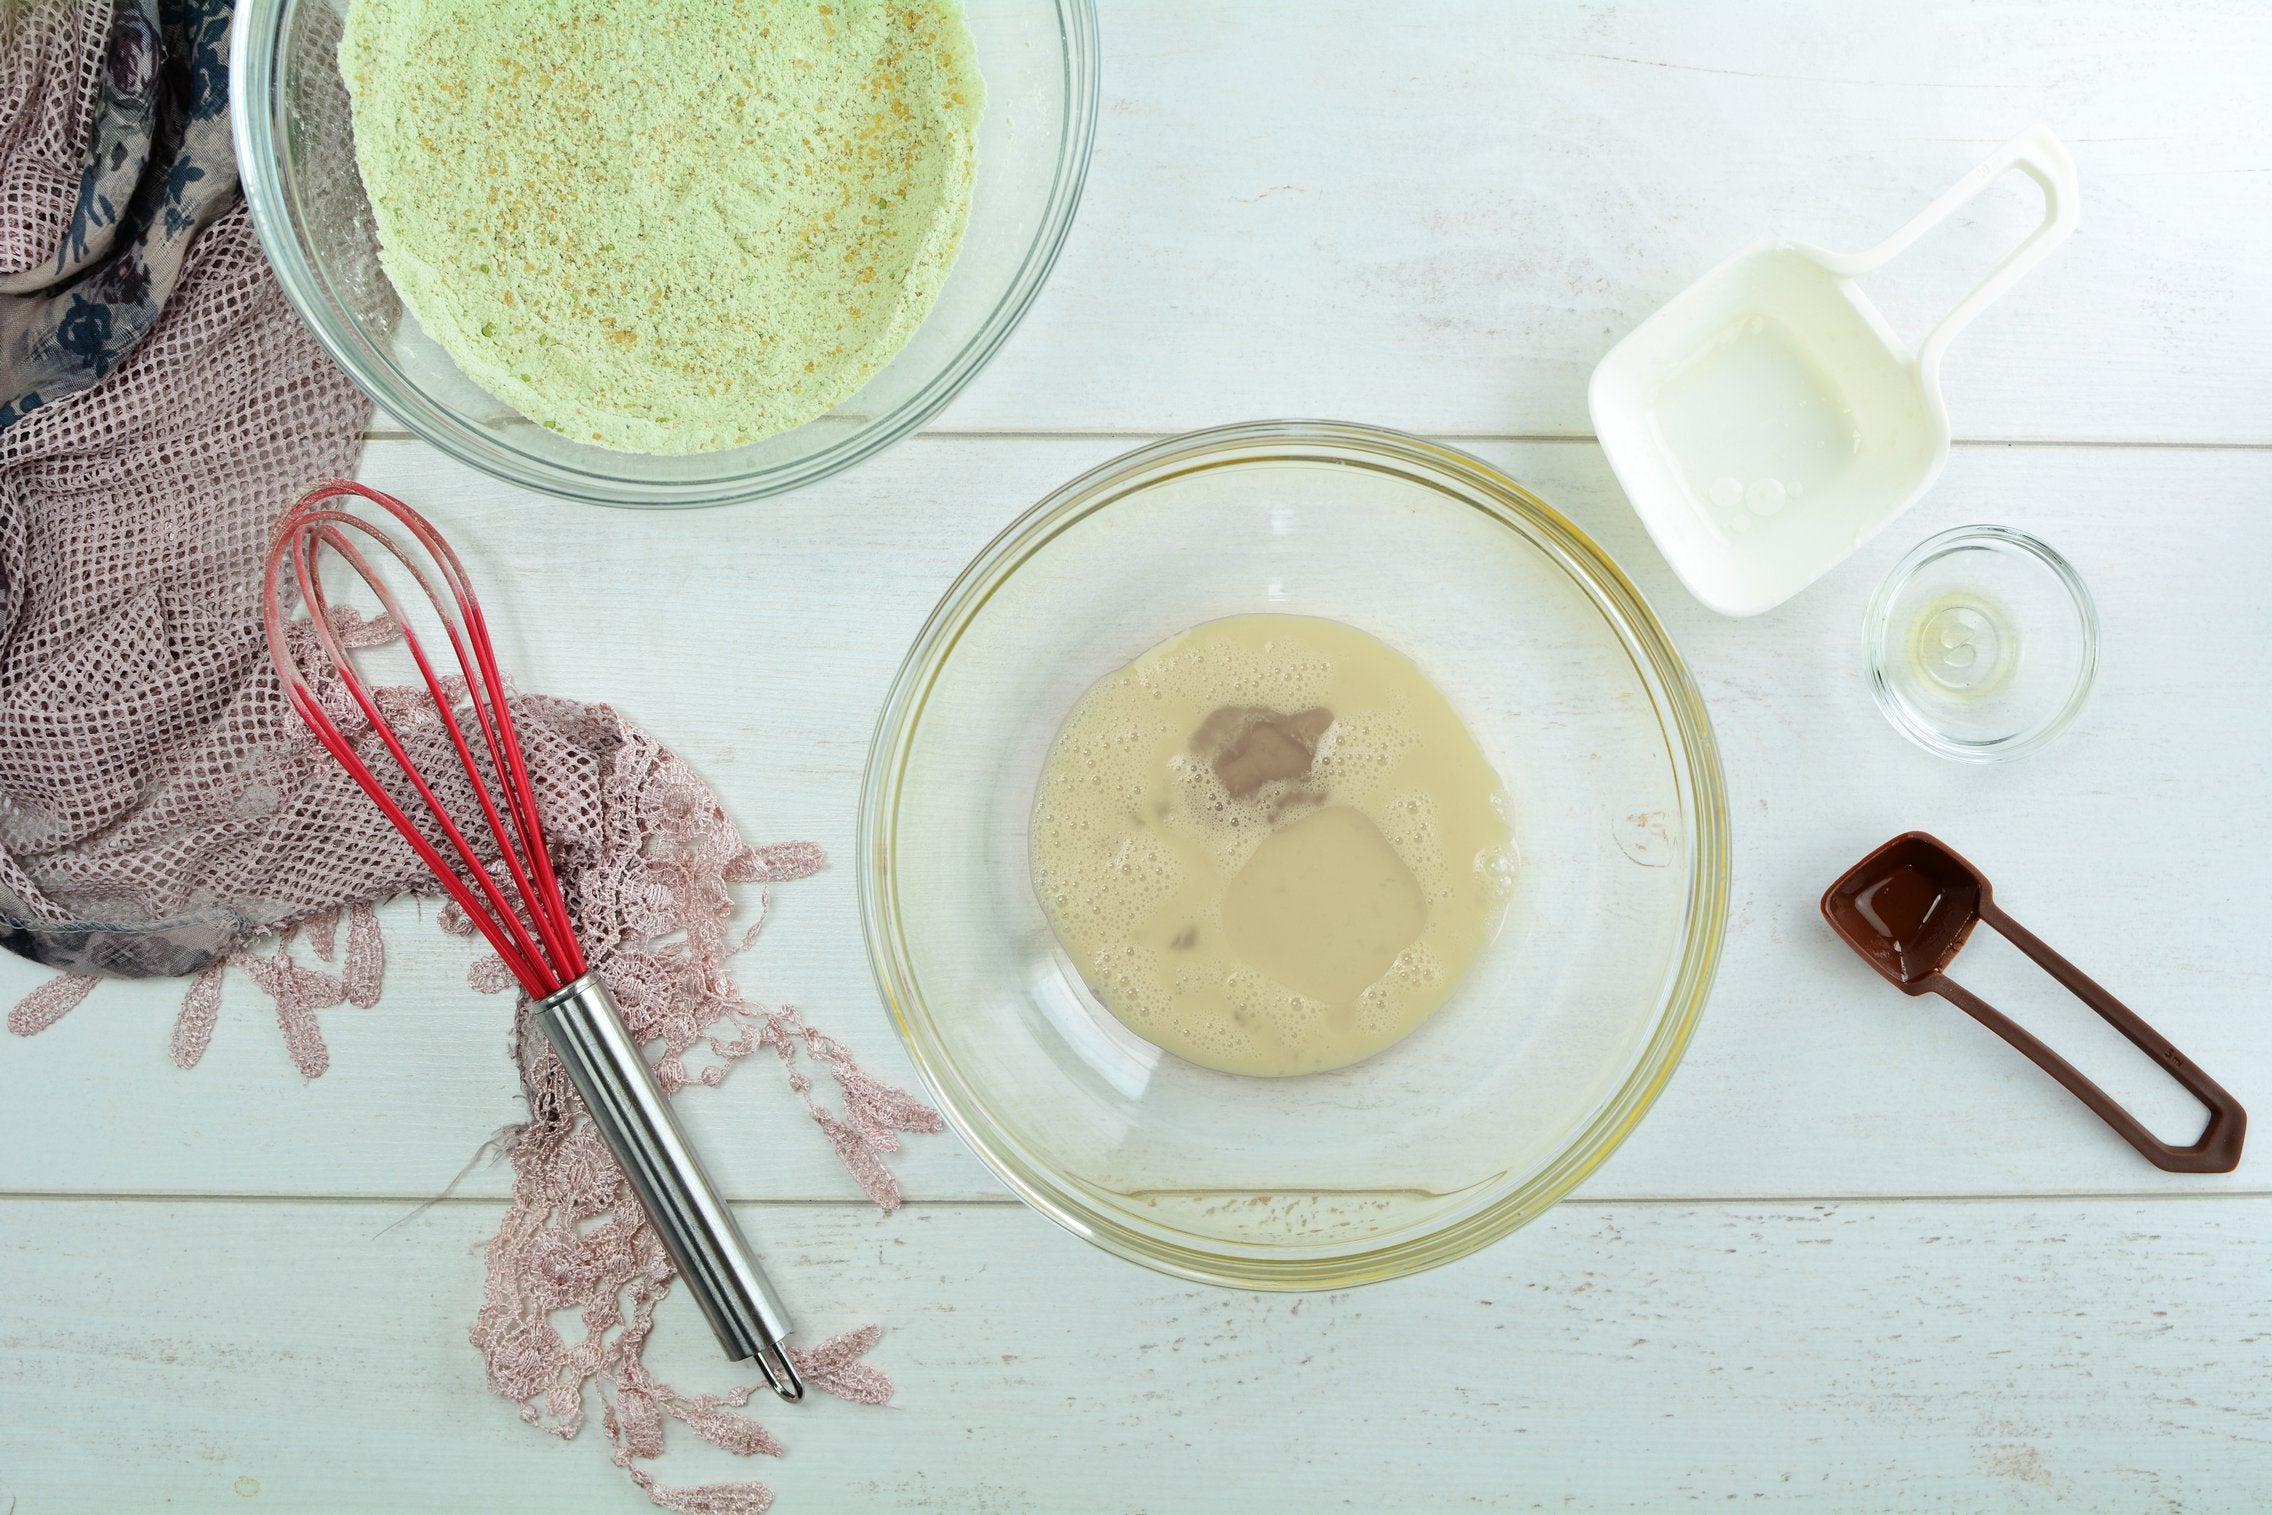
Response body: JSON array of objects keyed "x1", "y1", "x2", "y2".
[{"x1": 260, "y1": 481, "x2": 802, "y2": 1397}]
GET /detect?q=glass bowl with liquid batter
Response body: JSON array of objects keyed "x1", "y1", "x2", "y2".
[{"x1": 860, "y1": 422, "x2": 1729, "y2": 1288}]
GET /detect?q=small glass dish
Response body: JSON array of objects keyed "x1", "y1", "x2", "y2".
[
  {"x1": 860, "y1": 422, "x2": 1730, "y2": 1289},
  {"x1": 230, "y1": 0, "x2": 1098, "y2": 507},
  {"x1": 1865, "y1": 524, "x2": 2099, "y2": 761}
]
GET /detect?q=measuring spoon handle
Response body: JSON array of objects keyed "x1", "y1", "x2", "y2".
[{"x1": 1927, "y1": 902, "x2": 2246, "y2": 1174}]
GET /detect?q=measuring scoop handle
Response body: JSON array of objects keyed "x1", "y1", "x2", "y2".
[
  {"x1": 1842, "y1": 124, "x2": 2081, "y2": 378},
  {"x1": 1928, "y1": 903, "x2": 2246, "y2": 1173}
]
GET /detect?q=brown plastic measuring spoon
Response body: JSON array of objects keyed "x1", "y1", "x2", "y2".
[{"x1": 1822, "y1": 832, "x2": 2245, "y2": 1174}]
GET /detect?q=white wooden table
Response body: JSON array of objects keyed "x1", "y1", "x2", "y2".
[{"x1": 7, "y1": 4, "x2": 2271, "y2": 1509}]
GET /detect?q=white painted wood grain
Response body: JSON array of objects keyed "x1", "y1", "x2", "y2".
[
  {"x1": 928, "y1": 0, "x2": 2272, "y2": 444},
  {"x1": 3, "y1": 435, "x2": 2267, "y2": 1208},
  {"x1": 2, "y1": 1195, "x2": 2266, "y2": 1513}
]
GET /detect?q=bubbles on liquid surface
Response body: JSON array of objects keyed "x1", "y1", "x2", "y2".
[
  {"x1": 1030, "y1": 616, "x2": 1513, "y2": 1077},
  {"x1": 1904, "y1": 593, "x2": 2018, "y2": 700},
  {"x1": 1712, "y1": 474, "x2": 1797, "y2": 534}
]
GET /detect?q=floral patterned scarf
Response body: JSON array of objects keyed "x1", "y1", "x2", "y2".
[{"x1": 0, "y1": 0, "x2": 236, "y2": 428}]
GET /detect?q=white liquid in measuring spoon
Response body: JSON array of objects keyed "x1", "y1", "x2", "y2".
[
  {"x1": 1030, "y1": 615, "x2": 1515, "y2": 1077},
  {"x1": 1652, "y1": 312, "x2": 1857, "y2": 540}
]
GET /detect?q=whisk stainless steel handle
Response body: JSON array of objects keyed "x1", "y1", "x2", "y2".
[
  {"x1": 538, "y1": 975, "x2": 802, "y2": 1396},
  {"x1": 260, "y1": 482, "x2": 804, "y2": 1400}
]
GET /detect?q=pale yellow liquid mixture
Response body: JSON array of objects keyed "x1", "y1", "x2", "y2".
[{"x1": 1030, "y1": 615, "x2": 1514, "y2": 1076}]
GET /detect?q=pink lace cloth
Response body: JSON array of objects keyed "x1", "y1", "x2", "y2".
[
  {"x1": 2, "y1": 6, "x2": 940, "y2": 1508},
  {"x1": 13, "y1": 682, "x2": 946, "y2": 1513},
  {"x1": 448, "y1": 699, "x2": 944, "y2": 1514}
]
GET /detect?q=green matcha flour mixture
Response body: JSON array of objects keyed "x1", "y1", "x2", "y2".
[{"x1": 341, "y1": 0, "x2": 983, "y2": 453}]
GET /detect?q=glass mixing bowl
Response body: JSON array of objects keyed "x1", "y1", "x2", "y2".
[
  {"x1": 230, "y1": 0, "x2": 1098, "y2": 507},
  {"x1": 861, "y1": 422, "x2": 1730, "y2": 1288}
]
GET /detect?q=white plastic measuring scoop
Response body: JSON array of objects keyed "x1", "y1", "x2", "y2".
[{"x1": 1590, "y1": 126, "x2": 2080, "y2": 617}]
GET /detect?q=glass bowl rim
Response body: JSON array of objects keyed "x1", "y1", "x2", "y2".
[
  {"x1": 857, "y1": 419, "x2": 1732, "y2": 1289},
  {"x1": 228, "y1": 0, "x2": 1101, "y2": 509},
  {"x1": 1864, "y1": 523, "x2": 2101, "y2": 763}
]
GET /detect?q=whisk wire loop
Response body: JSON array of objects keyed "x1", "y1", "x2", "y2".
[{"x1": 260, "y1": 482, "x2": 583, "y2": 997}]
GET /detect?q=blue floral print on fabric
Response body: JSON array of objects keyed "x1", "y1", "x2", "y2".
[{"x1": 1, "y1": 0, "x2": 246, "y2": 428}]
